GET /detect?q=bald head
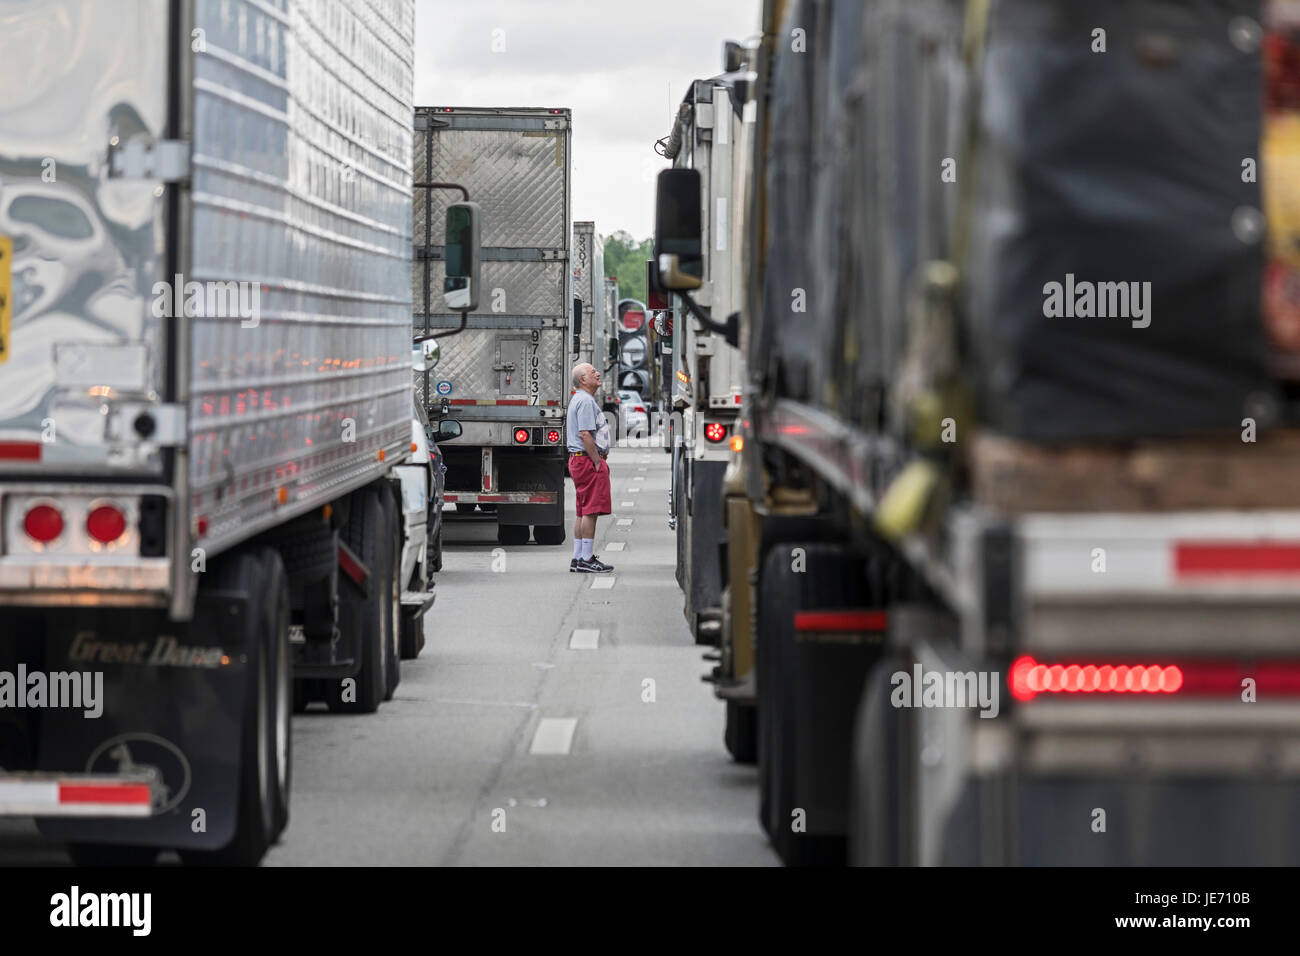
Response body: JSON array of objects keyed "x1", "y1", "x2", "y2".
[{"x1": 572, "y1": 363, "x2": 599, "y2": 393}]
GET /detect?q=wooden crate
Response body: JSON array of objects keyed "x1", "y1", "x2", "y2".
[{"x1": 970, "y1": 430, "x2": 1300, "y2": 514}]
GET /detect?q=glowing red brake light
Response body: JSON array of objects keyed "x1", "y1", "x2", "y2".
[
  {"x1": 704, "y1": 423, "x2": 727, "y2": 443},
  {"x1": 1010, "y1": 656, "x2": 1300, "y2": 702},
  {"x1": 87, "y1": 504, "x2": 127, "y2": 544},
  {"x1": 546, "y1": 429, "x2": 560, "y2": 444},
  {"x1": 24, "y1": 504, "x2": 64, "y2": 543},
  {"x1": 513, "y1": 428, "x2": 530, "y2": 444},
  {"x1": 634, "y1": 405, "x2": 646, "y2": 414}
]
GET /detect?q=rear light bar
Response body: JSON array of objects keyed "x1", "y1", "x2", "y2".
[
  {"x1": 1010, "y1": 655, "x2": 1300, "y2": 702},
  {"x1": 512, "y1": 426, "x2": 562, "y2": 445}
]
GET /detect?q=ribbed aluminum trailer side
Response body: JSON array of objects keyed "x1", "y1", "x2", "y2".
[{"x1": 0, "y1": 0, "x2": 427, "y2": 865}]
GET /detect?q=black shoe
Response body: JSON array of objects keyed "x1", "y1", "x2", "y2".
[
  {"x1": 585, "y1": 557, "x2": 614, "y2": 573},
  {"x1": 573, "y1": 558, "x2": 597, "y2": 573},
  {"x1": 570, "y1": 558, "x2": 579, "y2": 572}
]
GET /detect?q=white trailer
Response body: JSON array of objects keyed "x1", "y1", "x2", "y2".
[
  {"x1": 659, "y1": 65, "x2": 751, "y2": 642},
  {"x1": 0, "y1": 0, "x2": 433, "y2": 865},
  {"x1": 572, "y1": 221, "x2": 610, "y2": 393},
  {"x1": 414, "y1": 107, "x2": 573, "y2": 546}
]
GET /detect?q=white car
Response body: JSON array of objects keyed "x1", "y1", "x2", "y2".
[{"x1": 618, "y1": 389, "x2": 649, "y2": 440}]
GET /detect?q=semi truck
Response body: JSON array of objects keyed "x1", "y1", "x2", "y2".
[
  {"x1": 572, "y1": 221, "x2": 613, "y2": 398},
  {"x1": 655, "y1": 59, "x2": 750, "y2": 646},
  {"x1": 659, "y1": 0, "x2": 1300, "y2": 866},
  {"x1": 0, "y1": 0, "x2": 448, "y2": 865},
  {"x1": 414, "y1": 107, "x2": 573, "y2": 547}
]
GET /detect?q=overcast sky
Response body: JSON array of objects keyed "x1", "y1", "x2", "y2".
[{"x1": 413, "y1": 0, "x2": 759, "y2": 241}]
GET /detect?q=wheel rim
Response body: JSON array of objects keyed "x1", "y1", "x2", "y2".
[
  {"x1": 256, "y1": 633, "x2": 272, "y2": 828},
  {"x1": 390, "y1": 538, "x2": 400, "y2": 666},
  {"x1": 275, "y1": 602, "x2": 290, "y2": 797}
]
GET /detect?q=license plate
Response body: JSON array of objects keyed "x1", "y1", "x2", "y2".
[{"x1": 0, "y1": 235, "x2": 10, "y2": 364}]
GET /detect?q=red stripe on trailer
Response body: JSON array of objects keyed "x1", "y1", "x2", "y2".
[
  {"x1": 528, "y1": 495, "x2": 554, "y2": 503},
  {"x1": 60, "y1": 784, "x2": 152, "y2": 805},
  {"x1": 0, "y1": 442, "x2": 41, "y2": 461},
  {"x1": 497, "y1": 399, "x2": 528, "y2": 405},
  {"x1": 448, "y1": 399, "x2": 477, "y2": 405},
  {"x1": 794, "y1": 611, "x2": 888, "y2": 632},
  {"x1": 444, "y1": 494, "x2": 459, "y2": 502},
  {"x1": 1175, "y1": 543, "x2": 1300, "y2": 576}
]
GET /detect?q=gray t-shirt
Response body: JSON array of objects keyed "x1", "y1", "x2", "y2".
[{"x1": 566, "y1": 390, "x2": 610, "y2": 453}]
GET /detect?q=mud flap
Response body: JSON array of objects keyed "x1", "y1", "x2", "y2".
[{"x1": 33, "y1": 586, "x2": 253, "y2": 850}]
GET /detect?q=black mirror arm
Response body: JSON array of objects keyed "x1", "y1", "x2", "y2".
[
  {"x1": 677, "y1": 290, "x2": 740, "y2": 350},
  {"x1": 415, "y1": 309, "x2": 469, "y2": 341}
]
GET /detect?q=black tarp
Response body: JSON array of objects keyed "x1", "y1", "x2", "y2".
[{"x1": 962, "y1": 0, "x2": 1274, "y2": 440}]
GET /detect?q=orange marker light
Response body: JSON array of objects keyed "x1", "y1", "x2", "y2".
[{"x1": 729, "y1": 435, "x2": 743, "y2": 452}]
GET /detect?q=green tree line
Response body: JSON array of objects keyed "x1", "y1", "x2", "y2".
[{"x1": 603, "y1": 231, "x2": 653, "y2": 304}]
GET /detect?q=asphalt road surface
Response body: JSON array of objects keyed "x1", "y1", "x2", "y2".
[{"x1": 0, "y1": 445, "x2": 776, "y2": 866}]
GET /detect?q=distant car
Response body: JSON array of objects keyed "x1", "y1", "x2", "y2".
[{"x1": 618, "y1": 389, "x2": 649, "y2": 439}]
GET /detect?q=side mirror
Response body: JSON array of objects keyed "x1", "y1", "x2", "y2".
[
  {"x1": 412, "y1": 337, "x2": 440, "y2": 372},
  {"x1": 653, "y1": 169, "x2": 703, "y2": 291},
  {"x1": 443, "y1": 201, "x2": 482, "y2": 311},
  {"x1": 433, "y1": 419, "x2": 463, "y2": 443},
  {"x1": 723, "y1": 40, "x2": 744, "y2": 73}
]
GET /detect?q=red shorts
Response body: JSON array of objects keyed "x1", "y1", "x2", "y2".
[{"x1": 569, "y1": 453, "x2": 611, "y2": 516}]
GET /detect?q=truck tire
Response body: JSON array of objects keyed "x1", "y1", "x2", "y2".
[
  {"x1": 326, "y1": 487, "x2": 391, "y2": 714},
  {"x1": 183, "y1": 545, "x2": 291, "y2": 865},
  {"x1": 429, "y1": 522, "x2": 443, "y2": 572},
  {"x1": 757, "y1": 540, "x2": 871, "y2": 867},
  {"x1": 851, "y1": 654, "x2": 906, "y2": 866},
  {"x1": 380, "y1": 488, "x2": 402, "y2": 702},
  {"x1": 497, "y1": 523, "x2": 529, "y2": 546},
  {"x1": 533, "y1": 524, "x2": 566, "y2": 546},
  {"x1": 724, "y1": 700, "x2": 758, "y2": 765}
]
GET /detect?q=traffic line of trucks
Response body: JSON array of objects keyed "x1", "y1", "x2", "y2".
[
  {"x1": 0, "y1": 0, "x2": 600, "y2": 865},
  {"x1": 660, "y1": 0, "x2": 1300, "y2": 865}
]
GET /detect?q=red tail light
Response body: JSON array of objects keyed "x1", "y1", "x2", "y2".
[
  {"x1": 86, "y1": 504, "x2": 127, "y2": 544},
  {"x1": 633, "y1": 405, "x2": 646, "y2": 414},
  {"x1": 24, "y1": 504, "x2": 63, "y2": 543},
  {"x1": 546, "y1": 429, "x2": 560, "y2": 444},
  {"x1": 1010, "y1": 655, "x2": 1300, "y2": 702},
  {"x1": 513, "y1": 428, "x2": 530, "y2": 444},
  {"x1": 704, "y1": 423, "x2": 727, "y2": 443}
]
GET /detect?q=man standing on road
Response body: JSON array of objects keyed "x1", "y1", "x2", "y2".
[{"x1": 567, "y1": 363, "x2": 614, "y2": 573}]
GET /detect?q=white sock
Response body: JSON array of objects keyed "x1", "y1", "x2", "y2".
[
  {"x1": 581, "y1": 538, "x2": 594, "y2": 560},
  {"x1": 573, "y1": 538, "x2": 583, "y2": 560}
]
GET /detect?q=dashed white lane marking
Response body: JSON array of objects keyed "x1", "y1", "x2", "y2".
[
  {"x1": 621, "y1": 501, "x2": 635, "y2": 508},
  {"x1": 629, "y1": 487, "x2": 641, "y2": 493},
  {"x1": 590, "y1": 575, "x2": 616, "y2": 589},
  {"x1": 637, "y1": 468, "x2": 647, "y2": 472},
  {"x1": 634, "y1": 476, "x2": 645, "y2": 481},
  {"x1": 569, "y1": 628, "x2": 600, "y2": 649},
  {"x1": 617, "y1": 518, "x2": 633, "y2": 526},
  {"x1": 604, "y1": 542, "x2": 625, "y2": 552},
  {"x1": 432, "y1": 698, "x2": 538, "y2": 710},
  {"x1": 529, "y1": 718, "x2": 578, "y2": 755}
]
